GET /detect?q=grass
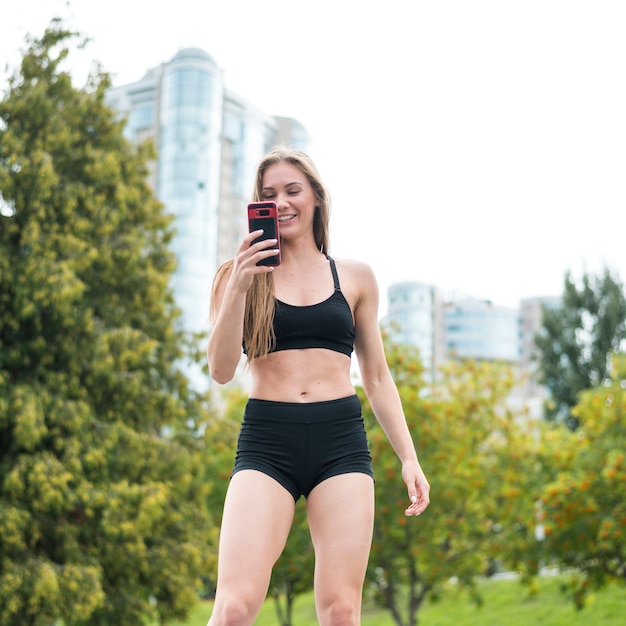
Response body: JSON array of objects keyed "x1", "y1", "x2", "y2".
[{"x1": 168, "y1": 575, "x2": 625, "y2": 625}]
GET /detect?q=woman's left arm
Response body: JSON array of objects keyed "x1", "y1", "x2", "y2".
[{"x1": 350, "y1": 260, "x2": 430, "y2": 516}]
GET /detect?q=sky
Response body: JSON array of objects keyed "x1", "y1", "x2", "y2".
[{"x1": 2, "y1": 0, "x2": 625, "y2": 315}]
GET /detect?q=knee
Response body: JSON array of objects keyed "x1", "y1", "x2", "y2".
[
  {"x1": 208, "y1": 599, "x2": 257, "y2": 626},
  {"x1": 320, "y1": 597, "x2": 360, "y2": 626}
]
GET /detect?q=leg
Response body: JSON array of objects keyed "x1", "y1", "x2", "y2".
[
  {"x1": 306, "y1": 473, "x2": 375, "y2": 626},
  {"x1": 208, "y1": 470, "x2": 296, "y2": 626}
]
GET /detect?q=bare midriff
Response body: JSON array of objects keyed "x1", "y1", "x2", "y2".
[{"x1": 249, "y1": 348, "x2": 355, "y2": 403}]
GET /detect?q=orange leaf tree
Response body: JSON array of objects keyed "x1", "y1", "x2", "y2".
[
  {"x1": 538, "y1": 354, "x2": 626, "y2": 607},
  {"x1": 362, "y1": 338, "x2": 537, "y2": 626}
]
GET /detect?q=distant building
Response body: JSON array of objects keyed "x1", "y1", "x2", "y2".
[
  {"x1": 384, "y1": 281, "x2": 445, "y2": 379},
  {"x1": 386, "y1": 284, "x2": 521, "y2": 367},
  {"x1": 444, "y1": 297, "x2": 521, "y2": 363},
  {"x1": 519, "y1": 295, "x2": 562, "y2": 411},
  {"x1": 107, "y1": 48, "x2": 308, "y2": 389},
  {"x1": 385, "y1": 279, "x2": 564, "y2": 415}
]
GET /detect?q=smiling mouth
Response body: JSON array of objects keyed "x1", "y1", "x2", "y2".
[{"x1": 278, "y1": 215, "x2": 296, "y2": 223}]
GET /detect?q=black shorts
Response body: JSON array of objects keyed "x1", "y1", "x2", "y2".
[{"x1": 232, "y1": 394, "x2": 374, "y2": 501}]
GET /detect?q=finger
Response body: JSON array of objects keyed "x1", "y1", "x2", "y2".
[
  {"x1": 406, "y1": 479, "x2": 419, "y2": 506},
  {"x1": 404, "y1": 493, "x2": 418, "y2": 516},
  {"x1": 251, "y1": 239, "x2": 278, "y2": 252},
  {"x1": 240, "y1": 229, "x2": 264, "y2": 250},
  {"x1": 404, "y1": 484, "x2": 430, "y2": 516},
  {"x1": 405, "y1": 499, "x2": 428, "y2": 516},
  {"x1": 246, "y1": 228, "x2": 264, "y2": 240},
  {"x1": 253, "y1": 247, "x2": 280, "y2": 265}
]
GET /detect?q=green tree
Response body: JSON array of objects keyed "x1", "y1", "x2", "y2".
[
  {"x1": 268, "y1": 501, "x2": 315, "y2": 626},
  {"x1": 364, "y1": 339, "x2": 535, "y2": 626},
  {"x1": 538, "y1": 354, "x2": 626, "y2": 608},
  {"x1": 535, "y1": 268, "x2": 626, "y2": 428},
  {"x1": 0, "y1": 22, "x2": 212, "y2": 625},
  {"x1": 200, "y1": 387, "x2": 248, "y2": 599}
]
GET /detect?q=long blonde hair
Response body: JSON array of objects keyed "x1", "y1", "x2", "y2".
[{"x1": 210, "y1": 146, "x2": 331, "y2": 361}]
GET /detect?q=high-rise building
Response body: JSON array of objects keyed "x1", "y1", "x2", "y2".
[
  {"x1": 384, "y1": 281, "x2": 445, "y2": 379},
  {"x1": 444, "y1": 297, "x2": 521, "y2": 363},
  {"x1": 384, "y1": 280, "x2": 567, "y2": 413},
  {"x1": 107, "y1": 48, "x2": 308, "y2": 388},
  {"x1": 386, "y1": 282, "x2": 524, "y2": 369}
]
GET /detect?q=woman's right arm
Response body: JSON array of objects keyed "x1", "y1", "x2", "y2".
[{"x1": 206, "y1": 231, "x2": 277, "y2": 384}]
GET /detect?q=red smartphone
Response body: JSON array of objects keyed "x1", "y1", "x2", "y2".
[{"x1": 247, "y1": 201, "x2": 281, "y2": 266}]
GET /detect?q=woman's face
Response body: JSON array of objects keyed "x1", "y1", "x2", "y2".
[{"x1": 260, "y1": 162, "x2": 317, "y2": 241}]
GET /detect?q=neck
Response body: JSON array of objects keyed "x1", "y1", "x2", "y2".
[{"x1": 279, "y1": 237, "x2": 324, "y2": 264}]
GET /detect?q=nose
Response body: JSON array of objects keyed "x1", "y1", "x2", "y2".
[{"x1": 276, "y1": 193, "x2": 289, "y2": 211}]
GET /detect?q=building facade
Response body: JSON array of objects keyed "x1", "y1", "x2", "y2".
[
  {"x1": 386, "y1": 283, "x2": 522, "y2": 366},
  {"x1": 444, "y1": 297, "x2": 521, "y2": 363},
  {"x1": 384, "y1": 281, "x2": 445, "y2": 379},
  {"x1": 385, "y1": 281, "x2": 564, "y2": 410}
]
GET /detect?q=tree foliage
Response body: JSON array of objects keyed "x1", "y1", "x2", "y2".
[
  {"x1": 269, "y1": 500, "x2": 315, "y2": 626},
  {"x1": 363, "y1": 338, "x2": 536, "y2": 626},
  {"x1": 200, "y1": 387, "x2": 248, "y2": 599},
  {"x1": 538, "y1": 354, "x2": 626, "y2": 607},
  {"x1": 536, "y1": 268, "x2": 626, "y2": 428},
  {"x1": 0, "y1": 22, "x2": 212, "y2": 625}
]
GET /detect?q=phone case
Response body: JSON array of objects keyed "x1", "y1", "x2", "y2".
[{"x1": 247, "y1": 201, "x2": 281, "y2": 266}]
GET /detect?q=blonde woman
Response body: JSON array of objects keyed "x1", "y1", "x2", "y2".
[{"x1": 207, "y1": 147, "x2": 430, "y2": 626}]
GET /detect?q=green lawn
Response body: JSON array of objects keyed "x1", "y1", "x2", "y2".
[{"x1": 169, "y1": 575, "x2": 625, "y2": 625}]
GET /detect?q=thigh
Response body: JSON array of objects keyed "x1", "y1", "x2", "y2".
[
  {"x1": 306, "y1": 473, "x2": 375, "y2": 602},
  {"x1": 214, "y1": 470, "x2": 296, "y2": 606}
]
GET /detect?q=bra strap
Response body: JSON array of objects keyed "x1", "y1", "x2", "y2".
[{"x1": 326, "y1": 255, "x2": 341, "y2": 290}]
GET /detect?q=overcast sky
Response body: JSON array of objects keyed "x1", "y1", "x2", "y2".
[{"x1": 2, "y1": 0, "x2": 625, "y2": 314}]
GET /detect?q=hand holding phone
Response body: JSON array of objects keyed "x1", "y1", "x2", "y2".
[{"x1": 247, "y1": 201, "x2": 281, "y2": 266}]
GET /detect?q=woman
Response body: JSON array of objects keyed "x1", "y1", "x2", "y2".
[{"x1": 206, "y1": 147, "x2": 430, "y2": 626}]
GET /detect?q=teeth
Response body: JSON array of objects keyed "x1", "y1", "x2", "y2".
[{"x1": 278, "y1": 216, "x2": 293, "y2": 222}]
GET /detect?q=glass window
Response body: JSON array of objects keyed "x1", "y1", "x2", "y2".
[{"x1": 128, "y1": 102, "x2": 154, "y2": 131}]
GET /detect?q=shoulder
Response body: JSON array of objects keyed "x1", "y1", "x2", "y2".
[
  {"x1": 333, "y1": 257, "x2": 378, "y2": 288},
  {"x1": 332, "y1": 257, "x2": 379, "y2": 313}
]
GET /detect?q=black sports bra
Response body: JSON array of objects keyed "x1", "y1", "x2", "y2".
[{"x1": 244, "y1": 256, "x2": 355, "y2": 357}]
